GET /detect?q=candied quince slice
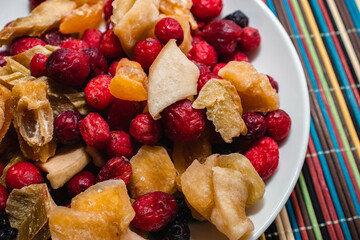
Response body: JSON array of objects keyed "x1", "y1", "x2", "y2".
[
  {"x1": 129, "y1": 145, "x2": 177, "y2": 198},
  {"x1": 180, "y1": 160, "x2": 214, "y2": 219},
  {"x1": 71, "y1": 180, "x2": 135, "y2": 232},
  {"x1": 159, "y1": 0, "x2": 197, "y2": 30},
  {"x1": 110, "y1": 75, "x2": 148, "y2": 101},
  {"x1": 11, "y1": 45, "x2": 58, "y2": 69},
  {"x1": 0, "y1": 84, "x2": 12, "y2": 142},
  {"x1": 218, "y1": 61, "x2": 280, "y2": 112},
  {"x1": 49, "y1": 206, "x2": 122, "y2": 240},
  {"x1": 111, "y1": 0, "x2": 160, "y2": 57},
  {"x1": 193, "y1": 79, "x2": 247, "y2": 143},
  {"x1": 60, "y1": 1, "x2": 104, "y2": 34},
  {"x1": 148, "y1": 39, "x2": 199, "y2": 119},
  {"x1": 6, "y1": 184, "x2": 56, "y2": 240},
  {"x1": 115, "y1": 58, "x2": 147, "y2": 83},
  {"x1": 0, "y1": 0, "x2": 77, "y2": 46}
]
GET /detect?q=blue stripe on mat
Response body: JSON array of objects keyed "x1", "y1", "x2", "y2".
[{"x1": 286, "y1": 200, "x2": 303, "y2": 240}]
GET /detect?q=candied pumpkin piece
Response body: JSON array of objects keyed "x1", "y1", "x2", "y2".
[
  {"x1": 111, "y1": 0, "x2": 160, "y2": 57},
  {"x1": 218, "y1": 61, "x2": 280, "y2": 112},
  {"x1": 110, "y1": 75, "x2": 148, "y2": 101},
  {"x1": 0, "y1": 0, "x2": 77, "y2": 46},
  {"x1": 6, "y1": 184, "x2": 56, "y2": 240},
  {"x1": 159, "y1": 0, "x2": 197, "y2": 29},
  {"x1": 129, "y1": 145, "x2": 177, "y2": 198},
  {"x1": 11, "y1": 45, "x2": 58, "y2": 69},
  {"x1": 193, "y1": 79, "x2": 247, "y2": 143},
  {"x1": 60, "y1": 1, "x2": 104, "y2": 34},
  {"x1": 210, "y1": 167, "x2": 254, "y2": 240},
  {"x1": 71, "y1": 180, "x2": 135, "y2": 232},
  {"x1": 0, "y1": 84, "x2": 12, "y2": 142},
  {"x1": 115, "y1": 58, "x2": 147, "y2": 83}
]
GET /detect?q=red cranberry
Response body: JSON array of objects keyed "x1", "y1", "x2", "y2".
[
  {"x1": 243, "y1": 112, "x2": 267, "y2": 140},
  {"x1": 79, "y1": 113, "x2": 111, "y2": 149},
  {"x1": 223, "y1": 50, "x2": 249, "y2": 63},
  {"x1": 155, "y1": 18, "x2": 184, "y2": 45},
  {"x1": 129, "y1": 113, "x2": 162, "y2": 145},
  {"x1": 61, "y1": 39, "x2": 90, "y2": 51},
  {"x1": 265, "y1": 110, "x2": 291, "y2": 141},
  {"x1": 105, "y1": 131, "x2": 134, "y2": 158},
  {"x1": 197, "y1": 72, "x2": 221, "y2": 93},
  {"x1": 238, "y1": 26, "x2": 261, "y2": 52},
  {"x1": 30, "y1": 53, "x2": 48, "y2": 77},
  {"x1": 132, "y1": 191, "x2": 178, "y2": 232},
  {"x1": 267, "y1": 75, "x2": 279, "y2": 93},
  {"x1": 188, "y1": 41, "x2": 218, "y2": 69},
  {"x1": 10, "y1": 37, "x2": 46, "y2": 55},
  {"x1": 0, "y1": 185, "x2": 8, "y2": 211},
  {"x1": 83, "y1": 47, "x2": 108, "y2": 78},
  {"x1": 104, "y1": 0, "x2": 115, "y2": 21},
  {"x1": 192, "y1": 35, "x2": 204, "y2": 46},
  {"x1": 134, "y1": 38, "x2": 163, "y2": 71},
  {"x1": 54, "y1": 111, "x2": 82, "y2": 145},
  {"x1": 202, "y1": 20, "x2": 243, "y2": 54},
  {"x1": 194, "y1": 61, "x2": 211, "y2": 75},
  {"x1": 97, "y1": 156, "x2": 132, "y2": 184},
  {"x1": 85, "y1": 75, "x2": 114, "y2": 110},
  {"x1": 46, "y1": 48, "x2": 90, "y2": 87},
  {"x1": 5, "y1": 162, "x2": 44, "y2": 191},
  {"x1": 244, "y1": 137, "x2": 279, "y2": 180},
  {"x1": 191, "y1": 0, "x2": 223, "y2": 21},
  {"x1": 40, "y1": 29, "x2": 73, "y2": 46},
  {"x1": 29, "y1": 0, "x2": 45, "y2": 7},
  {"x1": 108, "y1": 60, "x2": 119, "y2": 76},
  {"x1": 67, "y1": 171, "x2": 96, "y2": 197},
  {"x1": 0, "y1": 50, "x2": 10, "y2": 67},
  {"x1": 161, "y1": 99, "x2": 206, "y2": 142},
  {"x1": 212, "y1": 62, "x2": 226, "y2": 75},
  {"x1": 100, "y1": 29, "x2": 123, "y2": 60},
  {"x1": 106, "y1": 99, "x2": 142, "y2": 131},
  {"x1": 82, "y1": 29, "x2": 102, "y2": 48}
]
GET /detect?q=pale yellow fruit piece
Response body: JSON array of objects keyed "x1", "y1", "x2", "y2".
[
  {"x1": 49, "y1": 206, "x2": 122, "y2": 240},
  {"x1": 11, "y1": 45, "x2": 56, "y2": 69},
  {"x1": 181, "y1": 160, "x2": 214, "y2": 219},
  {"x1": 0, "y1": 84, "x2": 11, "y2": 142},
  {"x1": 210, "y1": 167, "x2": 254, "y2": 240},
  {"x1": 148, "y1": 39, "x2": 199, "y2": 119},
  {"x1": 159, "y1": 0, "x2": 197, "y2": 29},
  {"x1": 111, "y1": 0, "x2": 159, "y2": 57},
  {"x1": 2, "y1": 57, "x2": 30, "y2": 76},
  {"x1": 0, "y1": 0, "x2": 77, "y2": 46},
  {"x1": 216, "y1": 153, "x2": 265, "y2": 206},
  {"x1": 129, "y1": 145, "x2": 177, "y2": 198},
  {"x1": 193, "y1": 79, "x2": 247, "y2": 143},
  {"x1": 218, "y1": 61, "x2": 280, "y2": 112}
]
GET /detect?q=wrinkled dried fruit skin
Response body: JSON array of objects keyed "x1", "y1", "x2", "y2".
[
  {"x1": 100, "y1": 29, "x2": 123, "y2": 60},
  {"x1": 155, "y1": 18, "x2": 184, "y2": 46},
  {"x1": 159, "y1": 0, "x2": 197, "y2": 30},
  {"x1": 82, "y1": 29, "x2": 102, "y2": 48},
  {"x1": 265, "y1": 109, "x2": 291, "y2": 141},
  {"x1": 104, "y1": 0, "x2": 114, "y2": 21},
  {"x1": 191, "y1": 0, "x2": 223, "y2": 21},
  {"x1": 84, "y1": 75, "x2": 113, "y2": 110},
  {"x1": 0, "y1": 85, "x2": 12, "y2": 142},
  {"x1": 132, "y1": 191, "x2": 178, "y2": 232},
  {"x1": 97, "y1": 156, "x2": 132, "y2": 184},
  {"x1": 30, "y1": 53, "x2": 48, "y2": 78},
  {"x1": 188, "y1": 41, "x2": 218, "y2": 69},
  {"x1": 129, "y1": 113, "x2": 162, "y2": 145},
  {"x1": 267, "y1": 75, "x2": 279, "y2": 93},
  {"x1": 67, "y1": 171, "x2": 96, "y2": 197},
  {"x1": 134, "y1": 38, "x2": 163, "y2": 71},
  {"x1": 10, "y1": 37, "x2": 46, "y2": 55},
  {"x1": 212, "y1": 63, "x2": 226, "y2": 75},
  {"x1": 106, "y1": 99, "x2": 142, "y2": 131},
  {"x1": 83, "y1": 47, "x2": 109, "y2": 78},
  {"x1": 0, "y1": 50, "x2": 10, "y2": 67},
  {"x1": 243, "y1": 112, "x2": 267, "y2": 140},
  {"x1": 238, "y1": 26, "x2": 261, "y2": 52},
  {"x1": 79, "y1": 113, "x2": 111, "y2": 149},
  {"x1": 224, "y1": 10, "x2": 249, "y2": 28},
  {"x1": 41, "y1": 29, "x2": 73, "y2": 46},
  {"x1": 223, "y1": 50, "x2": 249, "y2": 63},
  {"x1": 54, "y1": 111, "x2": 82, "y2": 145},
  {"x1": 197, "y1": 72, "x2": 221, "y2": 93},
  {"x1": 0, "y1": 185, "x2": 8, "y2": 211},
  {"x1": 105, "y1": 131, "x2": 134, "y2": 158},
  {"x1": 108, "y1": 60, "x2": 119, "y2": 77},
  {"x1": 61, "y1": 39, "x2": 90, "y2": 51},
  {"x1": 5, "y1": 162, "x2": 44, "y2": 191}
]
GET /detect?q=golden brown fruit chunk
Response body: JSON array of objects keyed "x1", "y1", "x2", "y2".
[
  {"x1": 71, "y1": 180, "x2": 135, "y2": 232},
  {"x1": 0, "y1": 72, "x2": 34, "y2": 89},
  {"x1": 193, "y1": 79, "x2": 247, "y2": 143},
  {"x1": 115, "y1": 58, "x2": 147, "y2": 83},
  {"x1": 129, "y1": 145, "x2": 177, "y2": 198},
  {"x1": 148, "y1": 39, "x2": 199, "y2": 119},
  {"x1": 0, "y1": 0, "x2": 77, "y2": 46},
  {"x1": 6, "y1": 184, "x2": 56, "y2": 240},
  {"x1": 218, "y1": 61, "x2": 280, "y2": 112},
  {"x1": 2, "y1": 57, "x2": 31, "y2": 76},
  {"x1": 111, "y1": 0, "x2": 160, "y2": 57},
  {"x1": 37, "y1": 145, "x2": 90, "y2": 189},
  {"x1": 159, "y1": 0, "x2": 197, "y2": 29},
  {"x1": 11, "y1": 45, "x2": 57, "y2": 69},
  {"x1": 210, "y1": 167, "x2": 254, "y2": 240},
  {"x1": 60, "y1": 1, "x2": 104, "y2": 34},
  {"x1": 0, "y1": 84, "x2": 12, "y2": 142}
]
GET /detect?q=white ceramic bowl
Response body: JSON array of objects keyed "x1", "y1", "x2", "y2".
[{"x1": 0, "y1": 0, "x2": 310, "y2": 239}]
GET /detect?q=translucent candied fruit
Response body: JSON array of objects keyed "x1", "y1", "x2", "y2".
[{"x1": 109, "y1": 75, "x2": 148, "y2": 101}]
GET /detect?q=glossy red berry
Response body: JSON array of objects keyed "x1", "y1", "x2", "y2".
[
  {"x1": 10, "y1": 37, "x2": 46, "y2": 55},
  {"x1": 129, "y1": 113, "x2": 162, "y2": 145},
  {"x1": 244, "y1": 137, "x2": 279, "y2": 180},
  {"x1": 132, "y1": 191, "x2": 178, "y2": 232},
  {"x1": 223, "y1": 50, "x2": 249, "y2": 63},
  {"x1": 100, "y1": 29, "x2": 123, "y2": 59},
  {"x1": 197, "y1": 72, "x2": 221, "y2": 93},
  {"x1": 106, "y1": 99, "x2": 142, "y2": 131},
  {"x1": 265, "y1": 110, "x2": 291, "y2": 141},
  {"x1": 161, "y1": 99, "x2": 206, "y2": 142},
  {"x1": 105, "y1": 131, "x2": 134, "y2": 158},
  {"x1": 41, "y1": 29, "x2": 73, "y2": 46},
  {"x1": 30, "y1": 53, "x2": 48, "y2": 77},
  {"x1": 85, "y1": 75, "x2": 113, "y2": 110},
  {"x1": 134, "y1": 38, "x2": 163, "y2": 71},
  {"x1": 212, "y1": 62, "x2": 226, "y2": 75},
  {"x1": 82, "y1": 29, "x2": 102, "y2": 48},
  {"x1": 0, "y1": 51, "x2": 10, "y2": 67},
  {"x1": 104, "y1": 0, "x2": 114, "y2": 21},
  {"x1": 29, "y1": 0, "x2": 45, "y2": 7},
  {"x1": 0, "y1": 185, "x2": 8, "y2": 211},
  {"x1": 108, "y1": 60, "x2": 119, "y2": 76},
  {"x1": 267, "y1": 75, "x2": 279, "y2": 93},
  {"x1": 188, "y1": 41, "x2": 218, "y2": 69},
  {"x1": 83, "y1": 46, "x2": 109, "y2": 78},
  {"x1": 67, "y1": 171, "x2": 96, "y2": 197},
  {"x1": 54, "y1": 111, "x2": 82, "y2": 145},
  {"x1": 79, "y1": 113, "x2": 111, "y2": 149},
  {"x1": 238, "y1": 26, "x2": 261, "y2": 52},
  {"x1": 243, "y1": 112, "x2": 267, "y2": 140},
  {"x1": 46, "y1": 48, "x2": 90, "y2": 87},
  {"x1": 155, "y1": 18, "x2": 184, "y2": 45},
  {"x1": 97, "y1": 156, "x2": 132, "y2": 184},
  {"x1": 61, "y1": 39, "x2": 90, "y2": 51},
  {"x1": 191, "y1": 0, "x2": 223, "y2": 21},
  {"x1": 193, "y1": 61, "x2": 211, "y2": 75},
  {"x1": 5, "y1": 162, "x2": 44, "y2": 191}
]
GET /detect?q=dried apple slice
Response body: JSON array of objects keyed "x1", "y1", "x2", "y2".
[
  {"x1": 11, "y1": 45, "x2": 58, "y2": 69},
  {"x1": 0, "y1": 84, "x2": 12, "y2": 142},
  {"x1": 148, "y1": 39, "x2": 199, "y2": 119},
  {"x1": 159, "y1": 0, "x2": 197, "y2": 29}
]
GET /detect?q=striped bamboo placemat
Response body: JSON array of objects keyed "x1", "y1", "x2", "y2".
[{"x1": 262, "y1": 0, "x2": 360, "y2": 239}]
